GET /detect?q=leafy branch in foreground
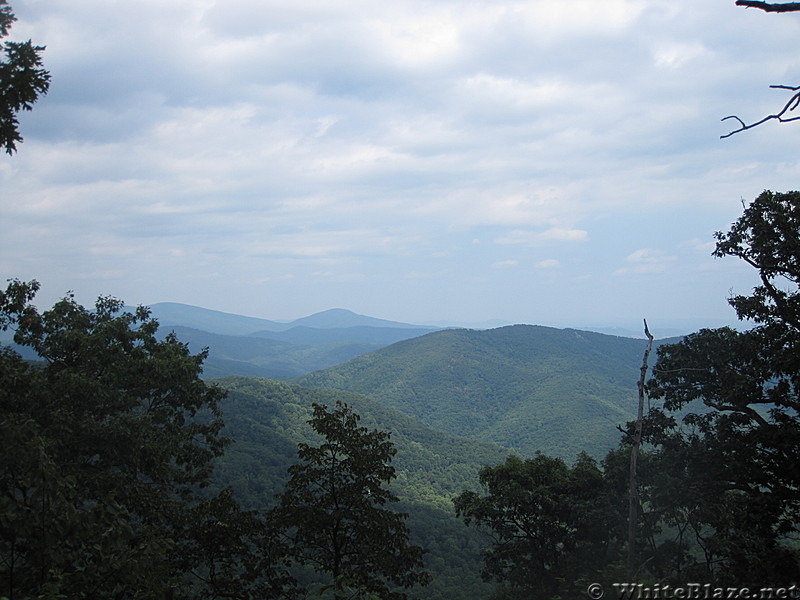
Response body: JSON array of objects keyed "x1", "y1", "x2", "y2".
[
  {"x1": 644, "y1": 190, "x2": 800, "y2": 584},
  {"x1": 0, "y1": 0, "x2": 50, "y2": 154}
]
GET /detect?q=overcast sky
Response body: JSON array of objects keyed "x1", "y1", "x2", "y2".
[{"x1": 2, "y1": 0, "x2": 799, "y2": 332}]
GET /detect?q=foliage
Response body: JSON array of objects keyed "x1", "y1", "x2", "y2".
[
  {"x1": 178, "y1": 488, "x2": 298, "y2": 599},
  {"x1": 454, "y1": 453, "x2": 626, "y2": 600},
  {"x1": 210, "y1": 376, "x2": 504, "y2": 599},
  {"x1": 0, "y1": 280, "x2": 294, "y2": 599},
  {"x1": 644, "y1": 190, "x2": 800, "y2": 584},
  {"x1": 296, "y1": 325, "x2": 675, "y2": 459},
  {"x1": 0, "y1": 0, "x2": 50, "y2": 154},
  {"x1": 214, "y1": 376, "x2": 510, "y2": 513},
  {"x1": 272, "y1": 400, "x2": 430, "y2": 600}
]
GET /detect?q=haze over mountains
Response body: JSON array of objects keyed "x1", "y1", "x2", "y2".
[
  {"x1": 177, "y1": 304, "x2": 675, "y2": 599},
  {"x1": 4, "y1": 299, "x2": 686, "y2": 599},
  {"x1": 144, "y1": 302, "x2": 675, "y2": 459},
  {"x1": 148, "y1": 303, "x2": 439, "y2": 379}
]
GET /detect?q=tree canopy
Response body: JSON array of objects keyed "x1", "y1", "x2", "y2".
[
  {"x1": 454, "y1": 191, "x2": 800, "y2": 594},
  {"x1": 0, "y1": 280, "x2": 296, "y2": 599},
  {"x1": 273, "y1": 400, "x2": 430, "y2": 600},
  {"x1": 454, "y1": 453, "x2": 626, "y2": 600},
  {"x1": 0, "y1": 0, "x2": 49, "y2": 154},
  {"x1": 641, "y1": 190, "x2": 800, "y2": 582}
]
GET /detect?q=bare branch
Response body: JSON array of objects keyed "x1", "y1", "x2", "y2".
[
  {"x1": 721, "y1": 85, "x2": 800, "y2": 138},
  {"x1": 736, "y1": 1, "x2": 800, "y2": 11}
]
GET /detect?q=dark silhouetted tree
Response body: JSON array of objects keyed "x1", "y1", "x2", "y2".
[
  {"x1": 273, "y1": 401, "x2": 429, "y2": 600},
  {"x1": 0, "y1": 280, "x2": 296, "y2": 599},
  {"x1": 645, "y1": 190, "x2": 800, "y2": 584},
  {"x1": 0, "y1": 1, "x2": 50, "y2": 153},
  {"x1": 454, "y1": 452, "x2": 625, "y2": 600}
]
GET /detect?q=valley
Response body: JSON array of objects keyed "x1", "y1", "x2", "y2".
[{"x1": 149, "y1": 303, "x2": 672, "y2": 599}]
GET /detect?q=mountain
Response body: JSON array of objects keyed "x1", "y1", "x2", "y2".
[
  {"x1": 145, "y1": 304, "x2": 439, "y2": 378},
  {"x1": 147, "y1": 302, "x2": 283, "y2": 335},
  {"x1": 212, "y1": 376, "x2": 507, "y2": 600},
  {"x1": 148, "y1": 303, "x2": 434, "y2": 334},
  {"x1": 158, "y1": 326, "x2": 385, "y2": 380},
  {"x1": 295, "y1": 325, "x2": 675, "y2": 459},
  {"x1": 281, "y1": 308, "x2": 431, "y2": 330},
  {"x1": 249, "y1": 325, "x2": 436, "y2": 346}
]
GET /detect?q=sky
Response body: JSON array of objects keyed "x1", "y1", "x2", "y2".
[{"x1": 2, "y1": 0, "x2": 799, "y2": 333}]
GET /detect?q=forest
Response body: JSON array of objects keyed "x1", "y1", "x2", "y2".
[
  {"x1": 3, "y1": 189, "x2": 800, "y2": 599},
  {"x1": 3, "y1": 0, "x2": 800, "y2": 598}
]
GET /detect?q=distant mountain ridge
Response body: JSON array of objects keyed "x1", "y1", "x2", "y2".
[
  {"x1": 144, "y1": 302, "x2": 283, "y2": 336},
  {"x1": 142, "y1": 303, "x2": 439, "y2": 379},
  {"x1": 280, "y1": 308, "x2": 429, "y2": 330},
  {"x1": 147, "y1": 303, "x2": 432, "y2": 335}
]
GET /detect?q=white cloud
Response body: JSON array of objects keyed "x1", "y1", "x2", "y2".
[
  {"x1": 494, "y1": 228, "x2": 588, "y2": 245},
  {"x1": 614, "y1": 248, "x2": 677, "y2": 276},
  {"x1": 535, "y1": 259, "x2": 560, "y2": 269},
  {"x1": 492, "y1": 260, "x2": 518, "y2": 269},
  {"x1": 4, "y1": 0, "x2": 800, "y2": 326},
  {"x1": 652, "y1": 41, "x2": 710, "y2": 70}
]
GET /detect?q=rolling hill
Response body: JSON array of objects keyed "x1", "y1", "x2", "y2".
[
  {"x1": 295, "y1": 325, "x2": 673, "y2": 459},
  {"x1": 211, "y1": 376, "x2": 509, "y2": 600}
]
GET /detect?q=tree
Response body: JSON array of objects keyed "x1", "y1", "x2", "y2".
[
  {"x1": 453, "y1": 453, "x2": 626, "y2": 600},
  {"x1": 645, "y1": 190, "x2": 800, "y2": 583},
  {"x1": 178, "y1": 488, "x2": 298, "y2": 600},
  {"x1": 0, "y1": 0, "x2": 50, "y2": 154},
  {"x1": 273, "y1": 401, "x2": 429, "y2": 600},
  {"x1": 0, "y1": 280, "x2": 295, "y2": 599},
  {"x1": 626, "y1": 319, "x2": 654, "y2": 577}
]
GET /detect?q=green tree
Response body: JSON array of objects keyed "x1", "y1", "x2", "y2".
[
  {"x1": 645, "y1": 190, "x2": 800, "y2": 584},
  {"x1": 0, "y1": 280, "x2": 295, "y2": 599},
  {"x1": 178, "y1": 488, "x2": 298, "y2": 600},
  {"x1": 0, "y1": 1, "x2": 50, "y2": 154},
  {"x1": 453, "y1": 453, "x2": 625, "y2": 600},
  {"x1": 273, "y1": 401, "x2": 430, "y2": 600}
]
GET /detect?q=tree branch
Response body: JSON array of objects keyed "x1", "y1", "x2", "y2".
[
  {"x1": 721, "y1": 85, "x2": 800, "y2": 138},
  {"x1": 736, "y1": 1, "x2": 800, "y2": 11}
]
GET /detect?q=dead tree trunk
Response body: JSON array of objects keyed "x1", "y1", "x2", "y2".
[{"x1": 628, "y1": 319, "x2": 654, "y2": 578}]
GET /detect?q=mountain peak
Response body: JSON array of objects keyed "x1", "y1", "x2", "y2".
[{"x1": 289, "y1": 308, "x2": 430, "y2": 330}]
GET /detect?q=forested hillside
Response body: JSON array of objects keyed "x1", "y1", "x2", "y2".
[
  {"x1": 297, "y1": 325, "x2": 672, "y2": 458},
  {"x1": 212, "y1": 376, "x2": 510, "y2": 600}
]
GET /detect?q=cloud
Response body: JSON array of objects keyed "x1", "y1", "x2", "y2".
[
  {"x1": 4, "y1": 0, "x2": 800, "y2": 326},
  {"x1": 535, "y1": 259, "x2": 560, "y2": 269},
  {"x1": 614, "y1": 248, "x2": 677, "y2": 276},
  {"x1": 494, "y1": 228, "x2": 588, "y2": 246},
  {"x1": 491, "y1": 260, "x2": 518, "y2": 269}
]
